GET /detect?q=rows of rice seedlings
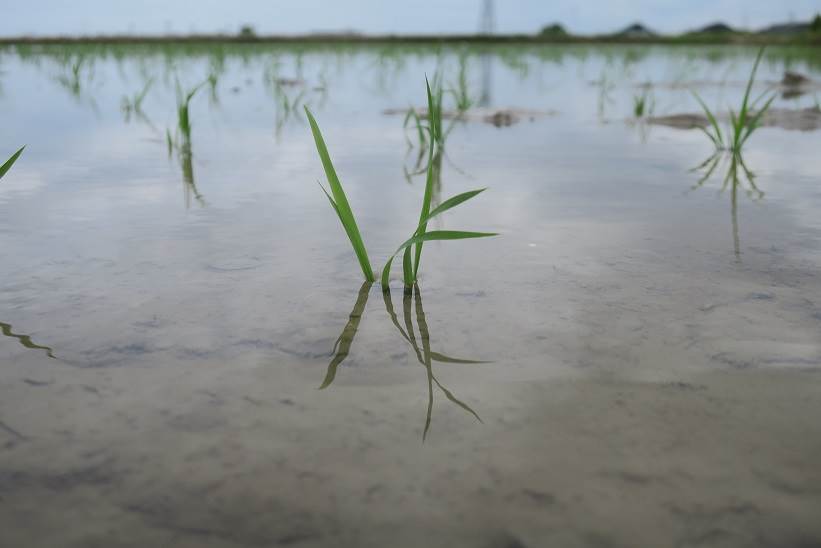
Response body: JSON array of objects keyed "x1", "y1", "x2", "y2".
[
  {"x1": 0, "y1": 147, "x2": 24, "y2": 181},
  {"x1": 305, "y1": 77, "x2": 496, "y2": 292},
  {"x1": 692, "y1": 47, "x2": 775, "y2": 152},
  {"x1": 320, "y1": 281, "x2": 483, "y2": 440}
]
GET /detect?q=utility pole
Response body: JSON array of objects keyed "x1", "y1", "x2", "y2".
[
  {"x1": 478, "y1": 0, "x2": 495, "y2": 106},
  {"x1": 479, "y1": 0, "x2": 495, "y2": 35}
]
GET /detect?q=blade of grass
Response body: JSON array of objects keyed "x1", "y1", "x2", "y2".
[
  {"x1": 0, "y1": 146, "x2": 25, "y2": 180},
  {"x1": 305, "y1": 107, "x2": 375, "y2": 282}
]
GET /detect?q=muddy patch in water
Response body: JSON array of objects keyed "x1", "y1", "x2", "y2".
[{"x1": 649, "y1": 106, "x2": 821, "y2": 132}]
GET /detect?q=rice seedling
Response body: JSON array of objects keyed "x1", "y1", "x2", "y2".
[
  {"x1": 448, "y1": 54, "x2": 474, "y2": 113},
  {"x1": 403, "y1": 108, "x2": 429, "y2": 150},
  {"x1": 166, "y1": 78, "x2": 207, "y2": 207},
  {"x1": 382, "y1": 79, "x2": 496, "y2": 291},
  {"x1": 594, "y1": 70, "x2": 616, "y2": 120},
  {"x1": 0, "y1": 146, "x2": 24, "y2": 181},
  {"x1": 403, "y1": 73, "x2": 444, "y2": 151},
  {"x1": 305, "y1": 77, "x2": 497, "y2": 291},
  {"x1": 121, "y1": 78, "x2": 153, "y2": 118},
  {"x1": 691, "y1": 47, "x2": 775, "y2": 152},
  {"x1": 632, "y1": 86, "x2": 654, "y2": 118}
]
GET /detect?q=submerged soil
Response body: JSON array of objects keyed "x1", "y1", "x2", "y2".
[
  {"x1": 648, "y1": 106, "x2": 821, "y2": 131},
  {"x1": 2, "y1": 356, "x2": 820, "y2": 548}
]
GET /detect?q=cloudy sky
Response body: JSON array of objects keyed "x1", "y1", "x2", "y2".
[{"x1": 2, "y1": 0, "x2": 818, "y2": 37}]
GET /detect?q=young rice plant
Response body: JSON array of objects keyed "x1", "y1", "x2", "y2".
[
  {"x1": 691, "y1": 47, "x2": 775, "y2": 153},
  {"x1": 305, "y1": 78, "x2": 496, "y2": 292}
]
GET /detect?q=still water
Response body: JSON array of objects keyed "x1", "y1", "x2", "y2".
[{"x1": 1, "y1": 44, "x2": 820, "y2": 547}]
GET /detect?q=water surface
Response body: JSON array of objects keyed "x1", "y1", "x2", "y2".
[{"x1": 1, "y1": 43, "x2": 821, "y2": 547}]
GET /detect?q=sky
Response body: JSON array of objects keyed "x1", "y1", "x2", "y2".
[{"x1": 2, "y1": 0, "x2": 819, "y2": 37}]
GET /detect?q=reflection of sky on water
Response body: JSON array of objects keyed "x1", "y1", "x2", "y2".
[{"x1": 1, "y1": 45, "x2": 820, "y2": 373}]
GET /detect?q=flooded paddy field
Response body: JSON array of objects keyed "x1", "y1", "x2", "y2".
[{"x1": 1, "y1": 43, "x2": 821, "y2": 547}]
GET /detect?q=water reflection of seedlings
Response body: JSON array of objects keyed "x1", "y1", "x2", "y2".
[
  {"x1": 0, "y1": 321, "x2": 56, "y2": 359},
  {"x1": 691, "y1": 152, "x2": 762, "y2": 260},
  {"x1": 402, "y1": 286, "x2": 483, "y2": 441},
  {"x1": 319, "y1": 282, "x2": 371, "y2": 390},
  {"x1": 167, "y1": 79, "x2": 207, "y2": 208},
  {"x1": 0, "y1": 146, "x2": 24, "y2": 180},
  {"x1": 321, "y1": 283, "x2": 484, "y2": 440}
]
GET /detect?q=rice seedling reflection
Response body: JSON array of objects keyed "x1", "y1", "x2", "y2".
[
  {"x1": 320, "y1": 283, "x2": 485, "y2": 440},
  {"x1": 318, "y1": 282, "x2": 372, "y2": 390},
  {"x1": 0, "y1": 321, "x2": 56, "y2": 359},
  {"x1": 690, "y1": 151, "x2": 762, "y2": 260}
]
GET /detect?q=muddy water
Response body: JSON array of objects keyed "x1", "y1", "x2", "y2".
[{"x1": 1, "y1": 44, "x2": 820, "y2": 547}]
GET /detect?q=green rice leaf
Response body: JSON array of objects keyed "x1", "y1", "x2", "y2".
[
  {"x1": 305, "y1": 107, "x2": 375, "y2": 282},
  {"x1": 381, "y1": 230, "x2": 498, "y2": 289},
  {"x1": 691, "y1": 91, "x2": 724, "y2": 147},
  {"x1": 739, "y1": 94, "x2": 775, "y2": 148},
  {"x1": 412, "y1": 77, "x2": 445, "y2": 280},
  {"x1": 422, "y1": 188, "x2": 487, "y2": 224},
  {"x1": 0, "y1": 146, "x2": 24, "y2": 180}
]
